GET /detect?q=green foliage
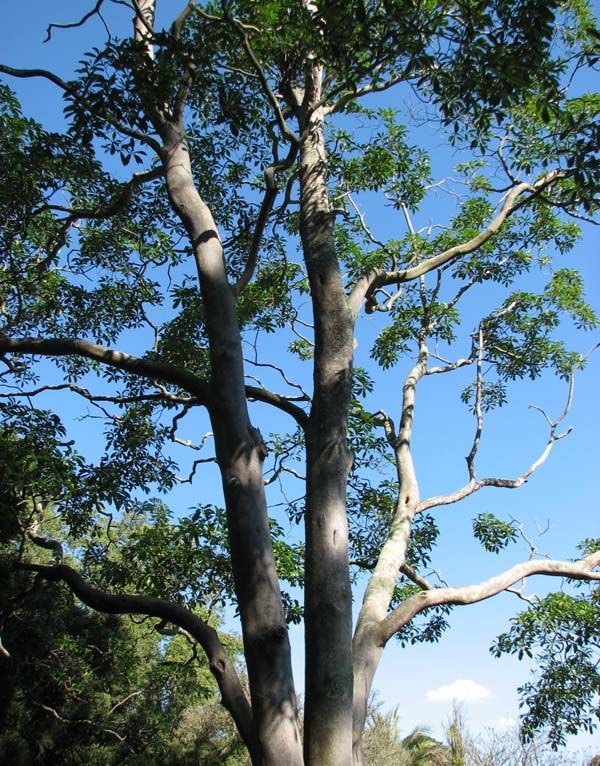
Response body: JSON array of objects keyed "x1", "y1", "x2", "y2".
[
  {"x1": 1, "y1": 0, "x2": 599, "y2": 759},
  {"x1": 491, "y1": 578, "x2": 600, "y2": 748},
  {"x1": 361, "y1": 698, "x2": 450, "y2": 766},
  {"x1": 472, "y1": 513, "x2": 518, "y2": 554},
  {"x1": 0, "y1": 506, "x2": 245, "y2": 765}
]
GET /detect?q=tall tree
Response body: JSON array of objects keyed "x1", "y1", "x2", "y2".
[{"x1": 1, "y1": 2, "x2": 599, "y2": 765}]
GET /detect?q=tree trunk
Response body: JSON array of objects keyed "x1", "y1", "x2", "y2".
[
  {"x1": 351, "y1": 350, "x2": 427, "y2": 762},
  {"x1": 161, "y1": 123, "x2": 303, "y2": 766},
  {"x1": 299, "y1": 65, "x2": 355, "y2": 766}
]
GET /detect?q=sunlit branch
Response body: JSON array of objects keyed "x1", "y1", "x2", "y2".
[
  {"x1": 169, "y1": 406, "x2": 212, "y2": 450},
  {"x1": 400, "y1": 563, "x2": 431, "y2": 590},
  {"x1": 354, "y1": 346, "x2": 428, "y2": 634},
  {"x1": 417, "y1": 364, "x2": 579, "y2": 514},
  {"x1": 348, "y1": 171, "x2": 566, "y2": 318},
  {"x1": 380, "y1": 552, "x2": 600, "y2": 644},
  {"x1": 27, "y1": 503, "x2": 63, "y2": 565},
  {"x1": 426, "y1": 355, "x2": 475, "y2": 375},
  {"x1": 466, "y1": 328, "x2": 484, "y2": 481}
]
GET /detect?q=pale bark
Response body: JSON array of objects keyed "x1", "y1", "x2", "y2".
[
  {"x1": 347, "y1": 171, "x2": 565, "y2": 318},
  {"x1": 351, "y1": 345, "x2": 428, "y2": 764},
  {"x1": 299, "y1": 63, "x2": 354, "y2": 766},
  {"x1": 129, "y1": 3, "x2": 303, "y2": 761},
  {"x1": 380, "y1": 552, "x2": 600, "y2": 642},
  {"x1": 157, "y1": 119, "x2": 303, "y2": 765}
]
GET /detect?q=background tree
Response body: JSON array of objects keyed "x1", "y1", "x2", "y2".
[
  {"x1": 0, "y1": 472, "x2": 248, "y2": 765},
  {"x1": 0, "y1": 1, "x2": 599, "y2": 765}
]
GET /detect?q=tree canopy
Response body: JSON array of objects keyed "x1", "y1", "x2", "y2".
[{"x1": 0, "y1": 1, "x2": 599, "y2": 765}]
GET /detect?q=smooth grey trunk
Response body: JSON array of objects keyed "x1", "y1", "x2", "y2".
[
  {"x1": 299, "y1": 64, "x2": 355, "y2": 766},
  {"x1": 161, "y1": 124, "x2": 303, "y2": 766}
]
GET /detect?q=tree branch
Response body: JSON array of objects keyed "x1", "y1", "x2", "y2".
[
  {"x1": 0, "y1": 382, "x2": 191, "y2": 406},
  {"x1": 39, "y1": 165, "x2": 163, "y2": 222},
  {"x1": 0, "y1": 336, "x2": 309, "y2": 427},
  {"x1": 379, "y1": 552, "x2": 600, "y2": 644},
  {"x1": 27, "y1": 509, "x2": 64, "y2": 565},
  {"x1": 0, "y1": 64, "x2": 162, "y2": 152},
  {"x1": 226, "y1": 19, "x2": 299, "y2": 147},
  {"x1": 400, "y1": 563, "x2": 431, "y2": 590},
  {"x1": 417, "y1": 360, "x2": 579, "y2": 514},
  {"x1": 245, "y1": 384, "x2": 309, "y2": 428},
  {"x1": 36, "y1": 702, "x2": 133, "y2": 750},
  {"x1": 17, "y1": 561, "x2": 260, "y2": 764},
  {"x1": 0, "y1": 336, "x2": 208, "y2": 399},
  {"x1": 234, "y1": 144, "x2": 298, "y2": 296},
  {"x1": 44, "y1": 1, "x2": 109, "y2": 42},
  {"x1": 347, "y1": 171, "x2": 566, "y2": 318}
]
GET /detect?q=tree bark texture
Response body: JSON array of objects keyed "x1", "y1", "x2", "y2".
[{"x1": 299, "y1": 64, "x2": 355, "y2": 766}]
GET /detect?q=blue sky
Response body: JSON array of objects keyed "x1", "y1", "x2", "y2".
[{"x1": 1, "y1": 0, "x2": 599, "y2": 756}]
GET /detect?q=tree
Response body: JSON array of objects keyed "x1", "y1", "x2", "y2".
[
  {"x1": 0, "y1": 1, "x2": 599, "y2": 765},
  {"x1": 360, "y1": 699, "x2": 450, "y2": 766},
  {"x1": 0, "y1": 492, "x2": 248, "y2": 765}
]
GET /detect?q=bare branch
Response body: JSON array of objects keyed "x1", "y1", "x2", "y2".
[
  {"x1": 418, "y1": 335, "x2": 592, "y2": 513},
  {"x1": 380, "y1": 551, "x2": 600, "y2": 643},
  {"x1": 107, "y1": 691, "x2": 143, "y2": 717},
  {"x1": 323, "y1": 73, "x2": 408, "y2": 116},
  {"x1": 466, "y1": 328, "x2": 484, "y2": 481},
  {"x1": 417, "y1": 434, "x2": 564, "y2": 514},
  {"x1": 244, "y1": 357, "x2": 311, "y2": 401},
  {"x1": 0, "y1": 382, "x2": 190, "y2": 407},
  {"x1": 505, "y1": 585, "x2": 535, "y2": 604},
  {"x1": 44, "y1": 1, "x2": 109, "y2": 42},
  {"x1": 354, "y1": 347, "x2": 428, "y2": 634},
  {"x1": 0, "y1": 63, "x2": 75, "y2": 93},
  {"x1": 36, "y1": 703, "x2": 133, "y2": 749},
  {"x1": 175, "y1": 456, "x2": 217, "y2": 484},
  {"x1": 426, "y1": 354, "x2": 475, "y2": 375}
]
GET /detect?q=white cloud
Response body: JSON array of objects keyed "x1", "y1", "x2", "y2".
[{"x1": 426, "y1": 679, "x2": 491, "y2": 704}]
